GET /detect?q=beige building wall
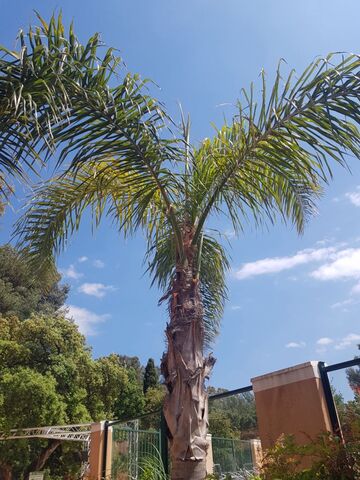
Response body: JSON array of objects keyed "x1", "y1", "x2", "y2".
[{"x1": 251, "y1": 361, "x2": 334, "y2": 450}]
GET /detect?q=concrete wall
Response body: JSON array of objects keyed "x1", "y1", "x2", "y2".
[{"x1": 251, "y1": 361, "x2": 334, "y2": 450}]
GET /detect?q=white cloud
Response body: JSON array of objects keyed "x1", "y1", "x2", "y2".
[
  {"x1": 223, "y1": 229, "x2": 236, "y2": 239},
  {"x1": 235, "y1": 247, "x2": 335, "y2": 280},
  {"x1": 315, "y1": 237, "x2": 337, "y2": 247},
  {"x1": 311, "y1": 248, "x2": 360, "y2": 281},
  {"x1": 335, "y1": 333, "x2": 360, "y2": 350},
  {"x1": 351, "y1": 282, "x2": 360, "y2": 295},
  {"x1": 316, "y1": 337, "x2": 334, "y2": 346},
  {"x1": 285, "y1": 341, "x2": 306, "y2": 349},
  {"x1": 78, "y1": 282, "x2": 115, "y2": 298},
  {"x1": 60, "y1": 264, "x2": 83, "y2": 280},
  {"x1": 93, "y1": 259, "x2": 105, "y2": 268},
  {"x1": 66, "y1": 305, "x2": 110, "y2": 335},
  {"x1": 346, "y1": 187, "x2": 360, "y2": 207},
  {"x1": 230, "y1": 305, "x2": 242, "y2": 311},
  {"x1": 78, "y1": 256, "x2": 88, "y2": 263},
  {"x1": 332, "y1": 297, "x2": 358, "y2": 309}
]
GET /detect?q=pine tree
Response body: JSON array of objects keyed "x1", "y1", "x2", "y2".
[
  {"x1": 0, "y1": 244, "x2": 68, "y2": 320},
  {"x1": 143, "y1": 358, "x2": 159, "y2": 394}
]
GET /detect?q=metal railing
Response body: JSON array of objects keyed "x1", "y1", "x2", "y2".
[
  {"x1": 212, "y1": 436, "x2": 253, "y2": 474},
  {"x1": 111, "y1": 422, "x2": 161, "y2": 479},
  {"x1": 0, "y1": 423, "x2": 91, "y2": 442},
  {"x1": 319, "y1": 358, "x2": 360, "y2": 438},
  {"x1": 110, "y1": 423, "x2": 255, "y2": 479}
]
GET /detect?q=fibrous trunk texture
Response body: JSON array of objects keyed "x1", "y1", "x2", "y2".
[{"x1": 161, "y1": 229, "x2": 215, "y2": 480}]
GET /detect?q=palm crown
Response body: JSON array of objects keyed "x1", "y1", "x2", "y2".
[{"x1": 12, "y1": 22, "x2": 360, "y2": 345}]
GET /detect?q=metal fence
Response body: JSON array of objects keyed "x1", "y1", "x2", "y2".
[
  {"x1": 110, "y1": 421, "x2": 255, "y2": 479},
  {"x1": 108, "y1": 359, "x2": 360, "y2": 478},
  {"x1": 111, "y1": 422, "x2": 161, "y2": 479},
  {"x1": 319, "y1": 358, "x2": 360, "y2": 439},
  {"x1": 212, "y1": 436, "x2": 253, "y2": 474}
]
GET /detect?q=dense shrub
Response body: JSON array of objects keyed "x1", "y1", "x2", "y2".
[{"x1": 259, "y1": 433, "x2": 360, "y2": 480}]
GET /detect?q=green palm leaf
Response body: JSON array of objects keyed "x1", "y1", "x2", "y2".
[
  {"x1": 0, "y1": 13, "x2": 120, "y2": 197},
  {"x1": 192, "y1": 54, "x2": 360, "y2": 244}
]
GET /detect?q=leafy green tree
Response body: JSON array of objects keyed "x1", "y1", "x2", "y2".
[
  {"x1": 94, "y1": 354, "x2": 129, "y2": 418},
  {"x1": 347, "y1": 344, "x2": 360, "y2": 395},
  {"x1": 114, "y1": 367, "x2": 145, "y2": 420},
  {"x1": 0, "y1": 244, "x2": 68, "y2": 319},
  {"x1": 141, "y1": 386, "x2": 166, "y2": 430},
  {"x1": 143, "y1": 358, "x2": 159, "y2": 394},
  {"x1": 0, "y1": 315, "x2": 101, "y2": 478},
  {"x1": 208, "y1": 410, "x2": 234, "y2": 438},
  {"x1": 0, "y1": 317, "x2": 147, "y2": 477},
  {"x1": 117, "y1": 354, "x2": 144, "y2": 382},
  {"x1": 335, "y1": 346, "x2": 360, "y2": 444},
  {"x1": 0, "y1": 311, "x2": 151, "y2": 478},
  {"x1": 0, "y1": 368, "x2": 67, "y2": 480},
  {"x1": 259, "y1": 432, "x2": 359, "y2": 479},
  {"x1": 12, "y1": 14, "x2": 360, "y2": 479},
  {"x1": 208, "y1": 388, "x2": 258, "y2": 439},
  {"x1": 0, "y1": 368, "x2": 66, "y2": 432}
]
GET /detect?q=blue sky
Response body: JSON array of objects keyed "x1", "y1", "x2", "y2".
[{"x1": 1, "y1": 0, "x2": 360, "y2": 398}]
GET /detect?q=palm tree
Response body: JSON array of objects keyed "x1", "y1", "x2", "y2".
[
  {"x1": 0, "y1": 13, "x2": 118, "y2": 203},
  {"x1": 14, "y1": 18, "x2": 360, "y2": 478}
]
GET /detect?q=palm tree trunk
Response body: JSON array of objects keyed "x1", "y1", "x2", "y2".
[{"x1": 161, "y1": 245, "x2": 215, "y2": 480}]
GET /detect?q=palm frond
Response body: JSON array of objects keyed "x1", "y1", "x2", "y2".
[
  {"x1": 15, "y1": 160, "x2": 172, "y2": 277},
  {"x1": 192, "y1": 54, "x2": 360, "y2": 243},
  {"x1": 28, "y1": 62, "x2": 185, "y2": 258},
  {"x1": 0, "y1": 13, "x2": 120, "y2": 196},
  {"x1": 198, "y1": 235, "x2": 229, "y2": 346}
]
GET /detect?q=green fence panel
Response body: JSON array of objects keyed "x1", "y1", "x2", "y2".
[
  {"x1": 111, "y1": 424, "x2": 161, "y2": 479},
  {"x1": 212, "y1": 436, "x2": 254, "y2": 475},
  {"x1": 111, "y1": 424, "x2": 254, "y2": 478}
]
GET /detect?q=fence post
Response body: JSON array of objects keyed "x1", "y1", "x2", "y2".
[
  {"x1": 206, "y1": 434, "x2": 214, "y2": 475},
  {"x1": 231, "y1": 438, "x2": 236, "y2": 470},
  {"x1": 160, "y1": 411, "x2": 169, "y2": 475},
  {"x1": 250, "y1": 439, "x2": 262, "y2": 472},
  {"x1": 318, "y1": 362, "x2": 343, "y2": 439},
  {"x1": 88, "y1": 421, "x2": 107, "y2": 480}
]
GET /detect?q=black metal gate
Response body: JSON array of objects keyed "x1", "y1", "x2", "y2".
[{"x1": 319, "y1": 358, "x2": 360, "y2": 439}]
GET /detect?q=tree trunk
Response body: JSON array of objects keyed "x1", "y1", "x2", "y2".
[
  {"x1": 161, "y1": 234, "x2": 215, "y2": 480},
  {"x1": 24, "y1": 440, "x2": 61, "y2": 480}
]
